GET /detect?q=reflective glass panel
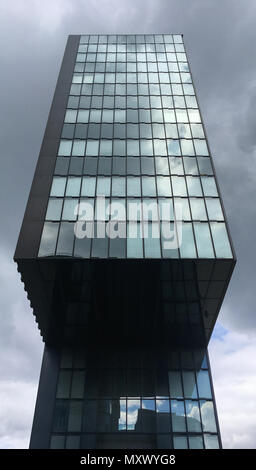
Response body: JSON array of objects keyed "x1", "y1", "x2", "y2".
[
  {"x1": 171, "y1": 400, "x2": 186, "y2": 432},
  {"x1": 185, "y1": 400, "x2": 201, "y2": 432},
  {"x1": 38, "y1": 222, "x2": 59, "y2": 256},
  {"x1": 200, "y1": 400, "x2": 217, "y2": 432},
  {"x1": 210, "y1": 222, "x2": 232, "y2": 258},
  {"x1": 194, "y1": 223, "x2": 214, "y2": 258}
]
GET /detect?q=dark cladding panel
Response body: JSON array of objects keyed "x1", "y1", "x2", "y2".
[{"x1": 14, "y1": 35, "x2": 80, "y2": 260}]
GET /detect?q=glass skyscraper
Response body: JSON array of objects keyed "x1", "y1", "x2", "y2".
[{"x1": 14, "y1": 34, "x2": 235, "y2": 449}]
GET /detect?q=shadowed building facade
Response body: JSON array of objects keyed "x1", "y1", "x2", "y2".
[{"x1": 14, "y1": 34, "x2": 235, "y2": 449}]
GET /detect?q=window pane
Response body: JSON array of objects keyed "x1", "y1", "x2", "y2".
[
  {"x1": 155, "y1": 157, "x2": 169, "y2": 175},
  {"x1": 127, "y1": 222, "x2": 143, "y2": 258},
  {"x1": 55, "y1": 157, "x2": 69, "y2": 175},
  {"x1": 157, "y1": 176, "x2": 172, "y2": 196},
  {"x1": 144, "y1": 223, "x2": 161, "y2": 258},
  {"x1": 171, "y1": 176, "x2": 187, "y2": 196},
  {"x1": 100, "y1": 140, "x2": 112, "y2": 156},
  {"x1": 197, "y1": 157, "x2": 213, "y2": 175},
  {"x1": 72, "y1": 140, "x2": 85, "y2": 156},
  {"x1": 53, "y1": 401, "x2": 68, "y2": 432},
  {"x1": 179, "y1": 223, "x2": 196, "y2": 258},
  {"x1": 188, "y1": 109, "x2": 201, "y2": 123},
  {"x1": 127, "y1": 158, "x2": 140, "y2": 175},
  {"x1": 66, "y1": 177, "x2": 81, "y2": 196},
  {"x1": 113, "y1": 157, "x2": 126, "y2": 175},
  {"x1": 190, "y1": 198, "x2": 207, "y2": 220},
  {"x1": 205, "y1": 198, "x2": 223, "y2": 220},
  {"x1": 188, "y1": 436, "x2": 203, "y2": 449},
  {"x1": 77, "y1": 110, "x2": 89, "y2": 123},
  {"x1": 201, "y1": 177, "x2": 218, "y2": 196},
  {"x1": 200, "y1": 400, "x2": 217, "y2": 432},
  {"x1": 66, "y1": 436, "x2": 80, "y2": 449},
  {"x1": 194, "y1": 222, "x2": 214, "y2": 258},
  {"x1": 56, "y1": 371, "x2": 71, "y2": 398},
  {"x1": 186, "y1": 176, "x2": 202, "y2": 196},
  {"x1": 204, "y1": 434, "x2": 219, "y2": 449},
  {"x1": 174, "y1": 197, "x2": 190, "y2": 220},
  {"x1": 171, "y1": 400, "x2": 186, "y2": 431},
  {"x1": 112, "y1": 177, "x2": 126, "y2": 196},
  {"x1": 191, "y1": 123, "x2": 204, "y2": 138},
  {"x1": 127, "y1": 140, "x2": 140, "y2": 156},
  {"x1": 185, "y1": 400, "x2": 201, "y2": 432},
  {"x1": 50, "y1": 177, "x2": 66, "y2": 196},
  {"x1": 167, "y1": 139, "x2": 181, "y2": 156},
  {"x1": 113, "y1": 140, "x2": 125, "y2": 157},
  {"x1": 96, "y1": 177, "x2": 110, "y2": 196},
  {"x1": 169, "y1": 372, "x2": 183, "y2": 398},
  {"x1": 81, "y1": 177, "x2": 96, "y2": 196},
  {"x1": 86, "y1": 140, "x2": 99, "y2": 156},
  {"x1": 173, "y1": 436, "x2": 188, "y2": 449},
  {"x1": 194, "y1": 139, "x2": 208, "y2": 156},
  {"x1": 69, "y1": 157, "x2": 83, "y2": 175},
  {"x1": 178, "y1": 123, "x2": 191, "y2": 138},
  {"x1": 38, "y1": 222, "x2": 59, "y2": 256},
  {"x1": 68, "y1": 401, "x2": 83, "y2": 432},
  {"x1": 46, "y1": 199, "x2": 63, "y2": 221},
  {"x1": 154, "y1": 139, "x2": 167, "y2": 156},
  {"x1": 141, "y1": 140, "x2": 153, "y2": 156},
  {"x1": 182, "y1": 371, "x2": 198, "y2": 398},
  {"x1": 196, "y1": 370, "x2": 212, "y2": 398},
  {"x1": 62, "y1": 124, "x2": 75, "y2": 139},
  {"x1": 56, "y1": 222, "x2": 74, "y2": 256},
  {"x1": 127, "y1": 177, "x2": 141, "y2": 196},
  {"x1": 64, "y1": 110, "x2": 77, "y2": 123},
  {"x1": 62, "y1": 199, "x2": 78, "y2": 220},
  {"x1": 142, "y1": 177, "x2": 156, "y2": 196},
  {"x1": 141, "y1": 157, "x2": 154, "y2": 174},
  {"x1": 58, "y1": 140, "x2": 72, "y2": 156},
  {"x1": 71, "y1": 371, "x2": 85, "y2": 398},
  {"x1": 50, "y1": 436, "x2": 65, "y2": 449},
  {"x1": 210, "y1": 222, "x2": 232, "y2": 258},
  {"x1": 169, "y1": 157, "x2": 184, "y2": 175}
]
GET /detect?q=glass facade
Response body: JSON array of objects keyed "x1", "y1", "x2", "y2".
[
  {"x1": 38, "y1": 34, "x2": 232, "y2": 260},
  {"x1": 50, "y1": 348, "x2": 219, "y2": 449}
]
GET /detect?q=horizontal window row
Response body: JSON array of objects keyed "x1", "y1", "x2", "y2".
[
  {"x1": 64, "y1": 109, "x2": 201, "y2": 125},
  {"x1": 61, "y1": 125, "x2": 201, "y2": 143},
  {"x1": 60, "y1": 349, "x2": 208, "y2": 372},
  {"x1": 38, "y1": 221, "x2": 232, "y2": 259},
  {"x1": 70, "y1": 83, "x2": 195, "y2": 97},
  {"x1": 74, "y1": 60, "x2": 189, "y2": 74},
  {"x1": 45, "y1": 197, "x2": 224, "y2": 222},
  {"x1": 50, "y1": 432, "x2": 219, "y2": 450},
  {"x1": 58, "y1": 138, "x2": 206, "y2": 158},
  {"x1": 50, "y1": 175, "x2": 217, "y2": 198},
  {"x1": 52, "y1": 398, "x2": 217, "y2": 435},
  {"x1": 80, "y1": 34, "x2": 183, "y2": 45},
  {"x1": 55, "y1": 156, "x2": 212, "y2": 177},
  {"x1": 76, "y1": 52, "x2": 187, "y2": 64},
  {"x1": 67, "y1": 94, "x2": 197, "y2": 110},
  {"x1": 56, "y1": 369, "x2": 212, "y2": 400},
  {"x1": 78, "y1": 43, "x2": 185, "y2": 53},
  {"x1": 72, "y1": 71, "x2": 192, "y2": 85},
  {"x1": 175, "y1": 434, "x2": 219, "y2": 449}
]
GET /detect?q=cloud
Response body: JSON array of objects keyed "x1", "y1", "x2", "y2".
[
  {"x1": 209, "y1": 325, "x2": 256, "y2": 448},
  {"x1": 1, "y1": 0, "x2": 74, "y2": 34},
  {"x1": 0, "y1": 381, "x2": 38, "y2": 449},
  {"x1": 0, "y1": 247, "x2": 43, "y2": 448}
]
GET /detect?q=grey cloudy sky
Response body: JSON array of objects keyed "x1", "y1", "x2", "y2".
[{"x1": 0, "y1": 0, "x2": 256, "y2": 448}]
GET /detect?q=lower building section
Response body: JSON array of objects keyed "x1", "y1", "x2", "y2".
[{"x1": 30, "y1": 345, "x2": 221, "y2": 449}]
